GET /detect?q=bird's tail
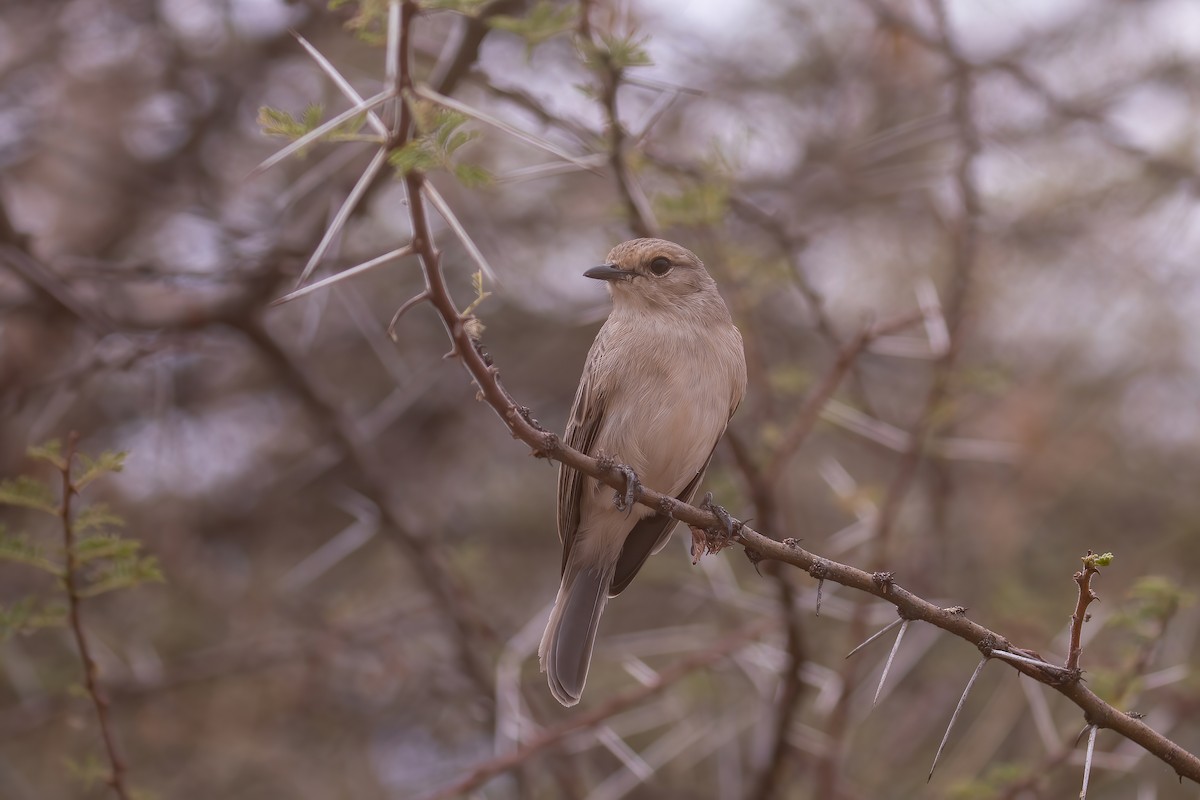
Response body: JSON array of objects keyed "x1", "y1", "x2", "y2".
[{"x1": 539, "y1": 564, "x2": 611, "y2": 707}]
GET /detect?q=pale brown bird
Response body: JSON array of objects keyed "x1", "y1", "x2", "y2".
[{"x1": 539, "y1": 238, "x2": 747, "y2": 707}]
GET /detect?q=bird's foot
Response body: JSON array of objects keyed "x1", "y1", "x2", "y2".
[
  {"x1": 611, "y1": 463, "x2": 640, "y2": 513},
  {"x1": 689, "y1": 492, "x2": 739, "y2": 564}
]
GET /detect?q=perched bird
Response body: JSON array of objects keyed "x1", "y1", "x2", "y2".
[{"x1": 539, "y1": 238, "x2": 747, "y2": 707}]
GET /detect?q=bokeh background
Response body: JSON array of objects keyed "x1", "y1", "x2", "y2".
[{"x1": 2, "y1": 0, "x2": 1200, "y2": 798}]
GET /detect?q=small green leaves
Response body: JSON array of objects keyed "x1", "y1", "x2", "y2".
[
  {"x1": 258, "y1": 104, "x2": 367, "y2": 152},
  {"x1": 75, "y1": 450, "x2": 126, "y2": 491},
  {"x1": 488, "y1": 1, "x2": 577, "y2": 52},
  {"x1": 27, "y1": 440, "x2": 65, "y2": 470},
  {"x1": 580, "y1": 31, "x2": 653, "y2": 73},
  {"x1": 259, "y1": 104, "x2": 324, "y2": 139},
  {"x1": 454, "y1": 162, "x2": 493, "y2": 188},
  {"x1": 0, "y1": 475, "x2": 57, "y2": 515},
  {"x1": 1084, "y1": 551, "x2": 1114, "y2": 568},
  {"x1": 421, "y1": 0, "x2": 491, "y2": 14},
  {"x1": 0, "y1": 529, "x2": 62, "y2": 575},
  {"x1": 77, "y1": 552, "x2": 164, "y2": 599},
  {"x1": 328, "y1": 0, "x2": 389, "y2": 44},
  {"x1": 0, "y1": 439, "x2": 163, "y2": 614},
  {"x1": 389, "y1": 100, "x2": 493, "y2": 187},
  {"x1": 0, "y1": 597, "x2": 66, "y2": 640}
]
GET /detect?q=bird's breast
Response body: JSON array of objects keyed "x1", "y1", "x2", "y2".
[{"x1": 593, "y1": 319, "x2": 741, "y2": 500}]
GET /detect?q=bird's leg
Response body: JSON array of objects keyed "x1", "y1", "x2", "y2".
[
  {"x1": 597, "y1": 454, "x2": 641, "y2": 513},
  {"x1": 613, "y1": 464, "x2": 640, "y2": 513},
  {"x1": 689, "y1": 492, "x2": 738, "y2": 564}
]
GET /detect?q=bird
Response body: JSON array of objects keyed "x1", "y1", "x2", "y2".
[{"x1": 539, "y1": 238, "x2": 747, "y2": 707}]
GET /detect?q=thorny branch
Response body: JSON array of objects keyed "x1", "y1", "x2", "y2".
[
  {"x1": 403, "y1": 129, "x2": 1200, "y2": 792},
  {"x1": 360, "y1": 3, "x2": 1200, "y2": 787}
]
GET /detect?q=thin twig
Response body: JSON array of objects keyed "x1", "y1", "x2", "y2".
[
  {"x1": 387, "y1": 290, "x2": 431, "y2": 339},
  {"x1": 60, "y1": 433, "x2": 131, "y2": 800},
  {"x1": 764, "y1": 310, "x2": 925, "y2": 483},
  {"x1": 1066, "y1": 552, "x2": 1104, "y2": 673}
]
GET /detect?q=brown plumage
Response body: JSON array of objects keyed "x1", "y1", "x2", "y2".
[{"x1": 539, "y1": 238, "x2": 747, "y2": 707}]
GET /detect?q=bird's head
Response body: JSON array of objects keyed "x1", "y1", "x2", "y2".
[{"x1": 584, "y1": 238, "x2": 721, "y2": 314}]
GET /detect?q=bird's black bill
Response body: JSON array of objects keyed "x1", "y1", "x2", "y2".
[{"x1": 583, "y1": 264, "x2": 627, "y2": 282}]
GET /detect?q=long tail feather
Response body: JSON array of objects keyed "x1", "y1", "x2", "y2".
[{"x1": 539, "y1": 566, "x2": 610, "y2": 707}]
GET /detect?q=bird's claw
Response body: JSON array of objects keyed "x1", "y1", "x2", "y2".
[
  {"x1": 701, "y1": 491, "x2": 735, "y2": 539},
  {"x1": 689, "y1": 492, "x2": 738, "y2": 564},
  {"x1": 613, "y1": 464, "x2": 640, "y2": 513}
]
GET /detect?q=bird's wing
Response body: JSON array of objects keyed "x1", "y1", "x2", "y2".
[
  {"x1": 557, "y1": 345, "x2": 607, "y2": 574},
  {"x1": 608, "y1": 440, "x2": 717, "y2": 597}
]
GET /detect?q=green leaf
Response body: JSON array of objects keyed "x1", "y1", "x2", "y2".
[
  {"x1": 0, "y1": 476, "x2": 58, "y2": 515},
  {"x1": 27, "y1": 440, "x2": 65, "y2": 470},
  {"x1": 75, "y1": 504, "x2": 124, "y2": 534},
  {"x1": 388, "y1": 141, "x2": 442, "y2": 176},
  {"x1": 75, "y1": 450, "x2": 126, "y2": 490},
  {"x1": 0, "y1": 597, "x2": 66, "y2": 640},
  {"x1": 453, "y1": 162, "x2": 494, "y2": 188},
  {"x1": 420, "y1": 0, "x2": 490, "y2": 14},
  {"x1": 0, "y1": 530, "x2": 63, "y2": 575},
  {"x1": 599, "y1": 32, "x2": 653, "y2": 70},
  {"x1": 389, "y1": 101, "x2": 483, "y2": 182},
  {"x1": 488, "y1": 1, "x2": 577, "y2": 52},
  {"x1": 74, "y1": 534, "x2": 141, "y2": 564},
  {"x1": 79, "y1": 555, "x2": 164, "y2": 598},
  {"x1": 328, "y1": 0, "x2": 389, "y2": 44},
  {"x1": 258, "y1": 106, "x2": 306, "y2": 139}
]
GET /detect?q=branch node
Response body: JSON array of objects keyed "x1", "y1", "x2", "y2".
[
  {"x1": 977, "y1": 634, "x2": 999, "y2": 657},
  {"x1": 535, "y1": 431, "x2": 561, "y2": 459},
  {"x1": 872, "y1": 571, "x2": 896, "y2": 593},
  {"x1": 657, "y1": 494, "x2": 676, "y2": 517}
]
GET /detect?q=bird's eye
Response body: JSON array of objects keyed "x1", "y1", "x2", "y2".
[{"x1": 648, "y1": 257, "x2": 672, "y2": 276}]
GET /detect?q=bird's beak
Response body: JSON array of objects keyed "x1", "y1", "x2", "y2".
[{"x1": 583, "y1": 264, "x2": 627, "y2": 282}]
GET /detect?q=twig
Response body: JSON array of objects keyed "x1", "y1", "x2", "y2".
[
  {"x1": 584, "y1": 26, "x2": 659, "y2": 238},
  {"x1": 1066, "y1": 551, "x2": 1106, "y2": 673},
  {"x1": 419, "y1": 620, "x2": 772, "y2": 800},
  {"x1": 59, "y1": 432, "x2": 131, "y2": 800},
  {"x1": 764, "y1": 309, "x2": 925, "y2": 483}
]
